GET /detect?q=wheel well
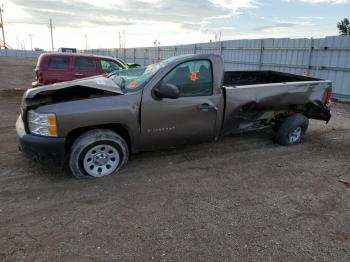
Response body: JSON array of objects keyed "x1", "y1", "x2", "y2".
[
  {"x1": 270, "y1": 105, "x2": 310, "y2": 125},
  {"x1": 65, "y1": 124, "x2": 132, "y2": 153}
]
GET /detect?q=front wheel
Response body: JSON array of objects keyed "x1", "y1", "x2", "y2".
[
  {"x1": 274, "y1": 114, "x2": 309, "y2": 146},
  {"x1": 69, "y1": 129, "x2": 129, "y2": 178}
]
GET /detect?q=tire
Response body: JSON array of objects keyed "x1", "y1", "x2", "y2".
[
  {"x1": 275, "y1": 114, "x2": 309, "y2": 146},
  {"x1": 69, "y1": 129, "x2": 129, "y2": 179}
]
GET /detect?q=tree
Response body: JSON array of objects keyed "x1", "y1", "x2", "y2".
[{"x1": 337, "y1": 18, "x2": 350, "y2": 35}]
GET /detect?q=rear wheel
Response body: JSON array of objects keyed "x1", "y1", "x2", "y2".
[
  {"x1": 274, "y1": 114, "x2": 309, "y2": 146},
  {"x1": 69, "y1": 129, "x2": 129, "y2": 178}
]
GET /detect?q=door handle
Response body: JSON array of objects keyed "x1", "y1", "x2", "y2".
[
  {"x1": 198, "y1": 103, "x2": 218, "y2": 112},
  {"x1": 75, "y1": 73, "x2": 84, "y2": 77}
]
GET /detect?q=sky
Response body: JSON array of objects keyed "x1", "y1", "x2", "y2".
[{"x1": 1, "y1": 0, "x2": 350, "y2": 50}]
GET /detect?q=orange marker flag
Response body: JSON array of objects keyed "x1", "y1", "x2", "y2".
[{"x1": 190, "y1": 72, "x2": 197, "y2": 81}]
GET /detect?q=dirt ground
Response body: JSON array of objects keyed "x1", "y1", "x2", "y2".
[
  {"x1": 0, "y1": 57, "x2": 37, "y2": 90},
  {"x1": 0, "y1": 90, "x2": 349, "y2": 261}
]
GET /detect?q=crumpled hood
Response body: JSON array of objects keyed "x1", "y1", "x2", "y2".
[{"x1": 25, "y1": 75, "x2": 123, "y2": 99}]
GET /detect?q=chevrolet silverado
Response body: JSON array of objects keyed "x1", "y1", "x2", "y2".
[{"x1": 16, "y1": 54, "x2": 332, "y2": 178}]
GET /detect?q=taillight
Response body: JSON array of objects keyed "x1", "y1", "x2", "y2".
[
  {"x1": 37, "y1": 72, "x2": 43, "y2": 83},
  {"x1": 325, "y1": 88, "x2": 332, "y2": 106}
]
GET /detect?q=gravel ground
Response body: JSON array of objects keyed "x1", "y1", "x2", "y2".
[
  {"x1": 0, "y1": 57, "x2": 37, "y2": 90},
  {"x1": 0, "y1": 91, "x2": 349, "y2": 261}
]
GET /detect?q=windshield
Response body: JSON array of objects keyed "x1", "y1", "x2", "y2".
[
  {"x1": 109, "y1": 61, "x2": 165, "y2": 92},
  {"x1": 108, "y1": 55, "x2": 192, "y2": 92}
]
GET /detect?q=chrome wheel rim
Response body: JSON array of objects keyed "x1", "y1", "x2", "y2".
[
  {"x1": 83, "y1": 144, "x2": 120, "y2": 177},
  {"x1": 288, "y1": 127, "x2": 302, "y2": 144}
]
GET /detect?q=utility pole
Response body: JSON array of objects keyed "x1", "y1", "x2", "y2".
[
  {"x1": 0, "y1": 4, "x2": 6, "y2": 49},
  {"x1": 123, "y1": 30, "x2": 125, "y2": 48},
  {"x1": 48, "y1": 19, "x2": 55, "y2": 51},
  {"x1": 84, "y1": 34, "x2": 87, "y2": 49},
  {"x1": 154, "y1": 39, "x2": 160, "y2": 47},
  {"x1": 154, "y1": 39, "x2": 160, "y2": 62},
  {"x1": 28, "y1": 34, "x2": 33, "y2": 50},
  {"x1": 118, "y1": 31, "x2": 121, "y2": 48}
]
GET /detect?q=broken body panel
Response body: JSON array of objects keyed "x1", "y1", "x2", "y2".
[{"x1": 223, "y1": 80, "x2": 332, "y2": 134}]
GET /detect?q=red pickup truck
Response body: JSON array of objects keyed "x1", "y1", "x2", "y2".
[{"x1": 32, "y1": 53, "x2": 127, "y2": 87}]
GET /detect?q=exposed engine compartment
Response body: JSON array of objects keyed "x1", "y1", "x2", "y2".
[{"x1": 24, "y1": 85, "x2": 118, "y2": 108}]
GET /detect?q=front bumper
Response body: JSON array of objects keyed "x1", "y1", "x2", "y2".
[{"x1": 16, "y1": 116, "x2": 66, "y2": 164}]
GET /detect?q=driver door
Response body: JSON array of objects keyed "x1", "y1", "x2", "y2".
[
  {"x1": 72, "y1": 57, "x2": 97, "y2": 79},
  {"x1": 140, "y1": 60, "x2": 220, "y2": 150}
]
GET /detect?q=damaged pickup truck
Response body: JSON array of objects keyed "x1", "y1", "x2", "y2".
[{"x1": 16, "y1": 54, "x2": 332, "y2": 178}]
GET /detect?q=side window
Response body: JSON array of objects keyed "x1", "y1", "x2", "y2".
[
  {"x1": 75, "y1": 58, "x2": 97, "y2": 71},
  {"x1": 48, "y1": 57, "x2": 69, "y2": 70},
  {"x1": 101, "y1": 60, "x2": 121, "y2": 73},
  {"x1": 161, "y1": 60, "x2": 213, "y2": 97}
]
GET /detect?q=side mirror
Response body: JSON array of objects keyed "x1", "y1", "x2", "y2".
[{"x1": 153, "y1": 83, "x2": 180, "y2": 99}]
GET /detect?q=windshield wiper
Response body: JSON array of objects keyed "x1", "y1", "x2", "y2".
[{"x1": 107, "y1": 70, "x2": 119, "y2": 78}]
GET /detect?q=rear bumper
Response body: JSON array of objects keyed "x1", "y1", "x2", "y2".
[
  {"x1": 16, "y1": 116, "x2": 66, "y2": 164},
  {"x1": 307, "y1": 103, "x2": 332, "y2": 123},
  {"x1": 31, "y1": 80, "x2": 43, "y2": 88}
]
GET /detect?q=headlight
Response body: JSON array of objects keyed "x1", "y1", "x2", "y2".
[{"x1": 28, "y1": 110, "x2": 57, "y2": 137}]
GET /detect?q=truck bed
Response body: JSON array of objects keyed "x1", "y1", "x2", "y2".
[
  {"x1": 223, "y1": 71, "x2": 320, "y2": 87},
  {"x1": 221, "y1": 71, "x2": 331, "y2": 134}
]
